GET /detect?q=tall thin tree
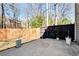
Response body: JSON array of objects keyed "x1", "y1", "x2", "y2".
[
  {"x1": 54, "y1": 3, "x2": 58, "y2": 25},
  {"x1": 46, "y1": 3, "x2": 49, "y2": 26},
  {"x1": 1, "y1": 3, "x2": 4, "y2": 28}
]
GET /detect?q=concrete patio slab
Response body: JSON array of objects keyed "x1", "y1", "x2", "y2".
[{"x1": 0, "y1": 39, "x2": 79, "y2": 56}]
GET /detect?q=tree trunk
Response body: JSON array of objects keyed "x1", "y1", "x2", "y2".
[
  {"x1": 46, "y1": 3, "x2": 49, "y2": 27},
  {"x1": 38, "y1": 3, "x2": 41, "y2": 15},
  {"x1": 1, "y1": 3, "x2": 4, "y2": 28},
  {"x1": 54, "y1": 3, "x2": 58, "y2": 25}
]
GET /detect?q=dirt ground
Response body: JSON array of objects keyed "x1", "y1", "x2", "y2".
[{"x1": 0, "y1": 39, "x2": 79, "y2": 56}]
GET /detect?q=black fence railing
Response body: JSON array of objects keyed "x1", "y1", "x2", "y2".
[{"x1": 40, "y1": 24, "x2": 75, "y2": 41}]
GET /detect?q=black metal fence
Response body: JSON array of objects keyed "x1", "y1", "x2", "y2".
[{"x1": 41, "y1": 24, "x2": 75, "y2": 41}]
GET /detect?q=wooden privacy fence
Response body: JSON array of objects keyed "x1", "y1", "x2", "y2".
[
  {"x1": 0, "y1": 28, "x2": 40, "y2": 42},
  {"x1": 0, "y1": 28, "x2": 40, "y2": 51}
]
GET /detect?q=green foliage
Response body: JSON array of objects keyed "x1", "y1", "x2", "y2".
[
  {"x1": 58, "y1": 18, "x2": 72, "y2": 25},
  {"x1": 30, "y1": 15, "x2": 54, "y2": 28},
  {"x1": 30, "y1": 15, "x2": 72, "y2": 28},
  {"x1": 30, "y1": 14, "x2": 45, "y2": 28},
  {"x1": 48, "y1": 15, "x2": 54, "y2": 26}
]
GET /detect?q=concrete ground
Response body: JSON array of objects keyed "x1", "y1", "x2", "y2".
[{"x1": 0, "y1": 38, "x2": 79, "y2": 56}]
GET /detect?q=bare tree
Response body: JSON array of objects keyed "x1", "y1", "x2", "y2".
[
  {"x1": 46, "y1": 3, "x2": 50, "y2": 26},
  {"x1": 8, "y1": 3, "x2": 19, "y2": 28},
  {"x1": 31, "y1": 3, "x2": 35, "y2": 18},
  {"x1": 25, "y1": 4, "x2": 31, "y2": 28},
  {"x1": 38, "y1": 3, "x2": 42, "y2": 15},
  {"x1": 54, "y1": 3, "x2": 58, "y2": 25},
  {"x1": 58, "y1": 3, "x2": 73, "y2": 19},
  {"x1": 1, "y1": 3, "x2": 5, "y2": 28}
]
